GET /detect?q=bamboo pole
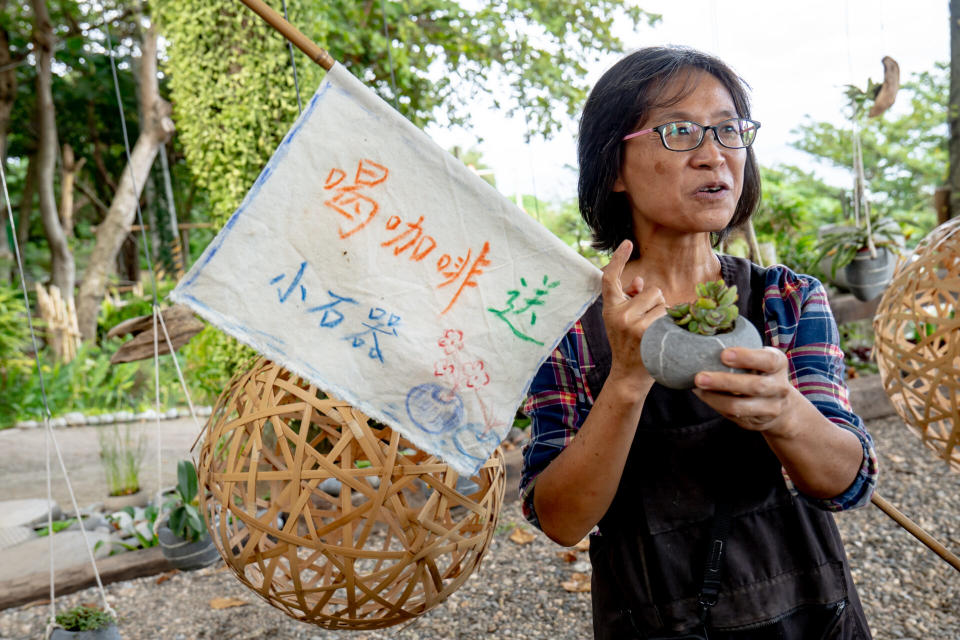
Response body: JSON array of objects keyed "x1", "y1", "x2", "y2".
[
  {"x1": 238, "y1": 0, "x2": 960, "y2": 577},
  {"x1": 871, "y1": 493, "x2": 960, "y2": 572},
  {"x1": 237, "y1": 0, "x2": 335, "y2": 70}
]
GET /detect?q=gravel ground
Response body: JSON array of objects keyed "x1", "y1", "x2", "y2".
[{"x1": 1, "y1": 414, "x2": 958, "y2": 640}]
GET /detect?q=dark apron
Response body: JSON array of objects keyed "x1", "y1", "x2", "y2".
[{"x1": 579, "y1": 255, "x2": 871, "y2": 639}]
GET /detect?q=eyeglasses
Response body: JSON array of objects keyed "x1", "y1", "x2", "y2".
[{"x1": 622, "y1": 118, "x2": 760, "y2": 151}]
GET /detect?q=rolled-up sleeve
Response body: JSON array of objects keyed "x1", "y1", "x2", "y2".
[
  {"x1": 519, "y1": 323, "x2": 594, "y2": 530},
  {"x1": 762, "y1": 267, "x2": 879, "y2": 511}
]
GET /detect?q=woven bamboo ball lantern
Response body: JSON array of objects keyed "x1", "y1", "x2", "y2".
[
  {"x1": 196, "y1": 358, "x2": 506, "y2": 629},
  {"x1": 873, "y1": 217, "x2": 960, "y2": 471}
]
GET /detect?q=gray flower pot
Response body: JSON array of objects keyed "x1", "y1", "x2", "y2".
[
  {"x1": 157, "y1": 526, "x2": 220, "y2": 571},
  {"x1": 640, "y1": 315, "x2": 762, "y2": 390},
  {"x1": 843, "y1": 246, "x2": 897, "y2": 302},
  {"x1": 50, "y1": 624, "x2": 121, "y2": 640}
]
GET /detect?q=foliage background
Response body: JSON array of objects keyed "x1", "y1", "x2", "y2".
[{"x1": 0, "y1": 1, "x2": 949, "y2": 426}]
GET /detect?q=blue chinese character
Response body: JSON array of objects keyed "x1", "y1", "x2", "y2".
[
  {"x1": 269, "y1": 261, "x2": 308, "y2": 303},
  {"x1": 306, "y1": 291, "x2": 359, "y2": 328},
  {"x1": 344, "y1": 308, "x2": 401, "y2": 363}
]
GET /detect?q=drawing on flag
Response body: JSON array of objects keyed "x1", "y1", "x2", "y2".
[{"x1": 171, "y1": 62, "x2": 601, "y2": 475}]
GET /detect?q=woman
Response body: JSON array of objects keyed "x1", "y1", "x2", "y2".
[{"x1": 520, "y1": 46, "x2": 877, "y2": 639}]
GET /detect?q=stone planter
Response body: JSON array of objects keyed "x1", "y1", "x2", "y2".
[
  {"x1": 102, "y1": 490, "x2": 149, "y2": 511},
  {"x1": 50, "y1": 624, "x2": 121, "y2": 640},
  {"x1": 157, "y1": 525, "x2": 220, "y2": 571},
  {"x1": 844, "y1": 246, "x2": 897, "y2": 302},
  {"x1": 640, "y1": 315, "x2": 762, "y2": 390}
]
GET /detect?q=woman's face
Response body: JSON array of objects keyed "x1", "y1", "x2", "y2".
[{"x1": 613, "y1": 70, "x2": 746, "y2": 239}]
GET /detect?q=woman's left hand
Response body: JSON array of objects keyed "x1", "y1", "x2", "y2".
[{"x1": 692, "y1": 346, "x2": 799, "y2": 437}]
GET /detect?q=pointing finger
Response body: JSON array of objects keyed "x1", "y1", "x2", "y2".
[{"x1": 601, "y1": 240, "x2": 634, "y2": 304}]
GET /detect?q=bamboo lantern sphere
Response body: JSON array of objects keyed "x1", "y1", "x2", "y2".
[
  {"x1": 196, "y1": 358, "x2": 506, "y2": 629},
  {"x1": 873, "y1": 217, "x2": 960, "y2": 471}
]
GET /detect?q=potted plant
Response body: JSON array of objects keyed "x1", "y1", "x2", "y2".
[
  {"x1": 640, "y1": 280, "x2": 762, "y2": 389},
  {"x1": 813, "y1": 65, "x2": 904, "y2": 302},
  {"x1": 98, "y1": 423, "x2": 147, "y2": 510},
  {"x1": 156, "y1": 459, "x2": 220, "y2": 570},
  {"x1": 814, "y1": 216, "x2": 903, "y2": 301},
  {"x1": 50, "y1": 604, "x2": 121, "y2": 639}
]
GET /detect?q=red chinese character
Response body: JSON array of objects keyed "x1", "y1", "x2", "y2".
[{"x1": 437, "y1": 241, "x2": 491, "y2": 315}]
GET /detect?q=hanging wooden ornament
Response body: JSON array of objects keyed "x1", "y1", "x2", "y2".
[
  {"x1": 868, "y1": 56, "x2": 899, "y2": 118},
  {"x1": 196, "y1": 358, "x2": 506, "y2": 629},
  {"x1": 873, "y1": 217, "x2": 960, "y2": 471}
]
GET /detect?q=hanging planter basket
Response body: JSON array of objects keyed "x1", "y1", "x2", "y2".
[
  {"x1": 844, "y1": 246, "x2": 898, "y2": 302},
  {"x1": 157, "y1": 524, "x2": 220, "y2": 571},
  {"x1": 50, "y1": 625, "x2": 121, "y2": 640}
]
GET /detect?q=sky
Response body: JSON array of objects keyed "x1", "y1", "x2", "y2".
[{"x1": 427, "y1": 0, "x2": 951, "y2": 204}]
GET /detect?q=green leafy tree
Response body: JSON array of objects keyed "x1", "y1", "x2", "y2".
[
  {"x1": 530, "y1": 195, "x2": 602, "y2": 265},
  {"x1": 157, "y1": 0, "x2": 659, "y2": 224},
  {"x1": 789, "y1": 63, "x2": 947, "y2": 238},
  {"x1": 752, "y1": 165, "x2": 843, "y2": 273}
]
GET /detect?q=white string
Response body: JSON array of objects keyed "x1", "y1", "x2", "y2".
[
  {"x1": 45, "y1": 419, "x2": 54, "y2": 633},
  {"x1": 709, "y1": 0, "x2": 720, "y2": 54},
  {"x1": 158, "y1": 145, "x2": 184, "y2": 274},
  {"x1": 153, "y1": 306, "x2": 162, "y2": 499},
  {"x1": 156, "y1": 308, "x2": 204, "y2": 434},
  {"x1": 0, "y1": 160, "x2": 115, "y2": 626},
  {"x1": 101, "y1": 11, "x2": 204, "y2": 516}
]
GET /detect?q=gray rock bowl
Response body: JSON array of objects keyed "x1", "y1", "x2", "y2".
[{"x1": 640, "y1": 315, "x2": 762, "y2": 389}]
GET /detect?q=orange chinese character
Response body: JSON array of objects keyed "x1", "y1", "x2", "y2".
[
  {"x1": 323, "y1": 160, "x2": 389, "y2": 239},
  {"x1": 382, "y1": 215, "x2": 437, "y2": 261},
  {"x1": 437, "y1": 241, "x2": 491, "y2": 315}
]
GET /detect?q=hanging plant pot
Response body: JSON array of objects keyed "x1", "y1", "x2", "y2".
[
  {"x1": 50, "y1": 625, "x2": 122, "y2": 640},
  {"x1": 641, "y1": 316, "x2": 762, "y2": 390},
  {"x1": 103, "y1": 489, "x2": 149, "y2": 511},
  {"x1": 843, "y1": 246, "x2": 897, "y2": 302},
  {"x1": 157, "y1": 525, "x2": 220, "y2": 571}
]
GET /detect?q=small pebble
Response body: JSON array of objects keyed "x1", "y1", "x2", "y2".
[{"x1": 0, "y1": 415, "x2": 954, "y2": 639}]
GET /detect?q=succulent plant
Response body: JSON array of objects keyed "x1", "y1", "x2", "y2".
[{"x1": 666, "y1": 280, "x2": 739, "y2": 336}]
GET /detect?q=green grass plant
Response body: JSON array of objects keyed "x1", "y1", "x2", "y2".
[{"x1": 98, "y1": 422, "x2": 145, "y2": 496}]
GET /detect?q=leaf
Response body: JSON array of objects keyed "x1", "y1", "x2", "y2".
[
  {"x1": 209, "y1": 597, "x2": 248, "y2": 609},
  {"x1": 560, "y1": 572, "x2": 591, "y2": 592},
  {"x1": 509, "y1": 527, "x2": 536, "y2": 545},
  {"x1": 178, "y1": 460, "x2": 198, "y2": 503},
  {"x1": 155, "y1": 570, "x2": 178, "y2": 585},
  {"x1": 557, "y1": 550, "x2": 578, "y2": 563},
  {"x1": 185, "y1": 506, "x2": 205, "y2": 540},
  {"x1": 169, "y1": 508, "x2": 186, "y2": 538}
]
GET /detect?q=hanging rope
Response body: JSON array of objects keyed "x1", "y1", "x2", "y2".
[
  {"x1": 280, "y1": 0, "x2": 303, "y2": 114},
  {"x1": 380, "y1": 0, "x2": 400, "y2": 111},
  {"x1": 103, "y1": 17, "x2": 169, "y2": 509},
  {"x1": 158, "y1": 145, "x2": 184, "y2": 278},
  {"x1": 0, "y1": 156, "x2": 116, "y2": 637}
]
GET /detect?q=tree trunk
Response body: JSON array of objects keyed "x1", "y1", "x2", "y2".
[
  {"x1": 59, "y1": 143, "x2": 85, "y2": 238},
  {"x1": 949, "y1": 0, "x2": 960, "y2": 220},
  {"x1": 76, "y1": 22, "x2": 175, "y2": 340},
  {"x1": 31, "y1": 0, "x2": 75, "y2": 321},
  {"x1": 16, "y1": 154, "x2": 35, "y2": 247}
]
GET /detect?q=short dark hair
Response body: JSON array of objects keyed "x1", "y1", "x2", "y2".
[{"x1": 577, "y1": 46, "x2": 761, "y2": 253}]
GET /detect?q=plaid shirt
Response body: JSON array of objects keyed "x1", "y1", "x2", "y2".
[{"x1": 520, "y1": 264, "x2": 879, "y2": 529}]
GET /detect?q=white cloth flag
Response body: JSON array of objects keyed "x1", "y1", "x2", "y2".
[{"x1": 172, "y1": 63, "x2": 601, "y2": 475}]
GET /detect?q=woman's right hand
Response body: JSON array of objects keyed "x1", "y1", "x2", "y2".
[{"x1": 601, "y1": 240, "x2": 666, "y2": 391}]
